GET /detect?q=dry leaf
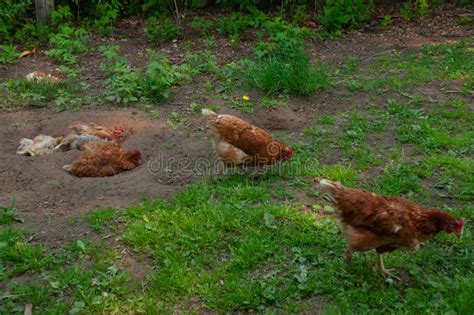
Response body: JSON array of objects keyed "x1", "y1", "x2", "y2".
[{"x1": 18, "y1": 48, "x2": 36, "y2": 59}]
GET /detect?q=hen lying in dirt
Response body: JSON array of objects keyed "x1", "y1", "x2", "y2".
[
  {"x1": 202, "y1": 108, "x2": 292, "y2": 167},
  {"x1": 64, "y1": 143, "x2": 141, "y2": 177},
  {"x1": 314, "y1": 177, "x2": 464, "y2": 280},
  {"x1": 55, "y1": 123, "x2": 125, "y2": 152},
  {"x1": 16, "y1": 135, "x2": 64, "y2": 156}
]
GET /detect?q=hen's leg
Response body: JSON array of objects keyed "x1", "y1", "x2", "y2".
[
  {"x1": 376, "y1": 253, "x2": 400, "y2": 281},
  {"x1": 344, "y1": 247, "x2": 352, "y2": 263}
]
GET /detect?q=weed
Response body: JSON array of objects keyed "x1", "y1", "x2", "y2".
[
  {"x1": 87, "y1": 208, "x2": 116, "y2": 232},
  {"x1": 401, "y1": 3, "x2": 414, "y2": 21},
  {"x1": 93, "y1": 1, "x2": 120, "y2": 36},
  {"x1": 167, "y1": 112, "x2": 188, "y2": 130},
  {"x1": 0, "y1": 197, "x2": 23, "y2": 224},
  {"x1": 100, "y1": 46, "x2": 184, "y2": 105},
  {"x1": 190, "y1": 102, "x2": 203, "y2": 113},
  {"x1": 458, "y1": 15, "x2": 472, "y2": 25},
  {"x1": 292, "y1": 5, "x2": 309, "y2": 26},
  {"x1": 46, "y1": 25, "x2": 89, "y2": 65},
  {"x1": 146, "y1": 16, "x2": 182, "y2": 43},
  {"x1": 260, "y1": 95, "x2": 287, "y2": 109},
  {"x1": 317, "y1": 115, "x2": 334, "y2": 125},
  {"x1": 0, "y1": 44, "x2": 19, "y2": 64},
  {"x1": 231, "y1": 98, "x2": 255, "y2": 113},
  {"x1": 380, "y1": 15, "x2": 393, "y2": 28},
  {"x1": 203, "y1": 35, "x2": 217, "y2": 47},
  {"x1": 50, "y1": 5, "x2": 74, "y2": 29},
  {"x1": 416, "y1": 0, "x2": 430, "y2": 16},
  {"x1": 190, "y1": 17, "x2": 214, "y2": 36},
  {"x1": 0, "y1": 78, "x2": 77, "y2": 109},
  {"x1": 320, "y1": 0, "x2": 373, "y2": 33}
]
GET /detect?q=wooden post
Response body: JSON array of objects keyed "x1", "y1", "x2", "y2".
[{"x1": 35, "y1": 0, "x2": 55, "y2": 26}]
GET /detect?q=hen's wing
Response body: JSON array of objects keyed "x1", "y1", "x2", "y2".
[
  {"x1": 316, "y1": 179, "x2": 408, "y2": 236},
  {"x1": 212, "y1": 114, "x2": 277, "y2": 155}
]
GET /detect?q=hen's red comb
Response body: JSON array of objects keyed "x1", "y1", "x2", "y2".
[{"x1": 114, "y1": 125, "x2": 125, "y2": 133}]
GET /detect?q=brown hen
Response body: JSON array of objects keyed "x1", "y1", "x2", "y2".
[
  {"x1": 202, "y1": 109, "x2": 292, "y2": 167},
  {"x1": 64, "y1": 143, "x2": 141, "y2": 177},
  {"x1": 314, "y1": 178, "x2": 464, "y2": 279}
]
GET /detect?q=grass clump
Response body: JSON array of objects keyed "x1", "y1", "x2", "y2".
[
  {"x1": 0, "y1": 227, "x2": 55, "y2": 281},
  {"x1": 245, "y1": 48, "x2": 331, "y2": 96},
  {"x1": 145, "y1": 16, "x2": 181, "y2": 43},
  {"x1": 0, "y1": 78, "x2": 79, "y2": 109},
  {"x1": 0, "y1": 44, "x2": 19, "y2": 64}
]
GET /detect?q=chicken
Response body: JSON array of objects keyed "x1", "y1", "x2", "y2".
[
  {"x1": 17, "y1": 135, "x2": 63, "y2": 156},
  {"x1": 54, "y1": 134, "x2": 116, "y2": 152},
  {"x1": 54, "y1": 123, "x2": 125, "y2": 152},
  {"x1": 64, "y1": 143, "x2": 141, "y2": 177},
  {"x1": 25, "y1": 71, "x2": 61, "y2": 83},
  {"x1": 201, "y1": 109, "x2": 292, "y2": 167},
  {"x1": 313, "y1": 177, "x2": 464, "y2": 279}
]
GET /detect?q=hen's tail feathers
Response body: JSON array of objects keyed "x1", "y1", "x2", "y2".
[
  {"x1": 63, "y1": 164, "x2": 72, "y2": 172},
  {"x1": 202, "y1": 108, "x2": 218, "y2": 120}
]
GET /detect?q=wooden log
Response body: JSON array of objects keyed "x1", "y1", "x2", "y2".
[{"x1": 35, "y1": 0, "x2": 55, "y2": 26}]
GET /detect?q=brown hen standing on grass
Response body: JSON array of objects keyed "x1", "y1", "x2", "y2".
[
  {"x1": 202, "y1": 109, "x2": 292, "y2": 168},
  {"x1": 314, "y1": 177, "x2": 464, "y2": 280},
  {"x1": 64, "y1": 144, "x2": 141, "y2": 177}
]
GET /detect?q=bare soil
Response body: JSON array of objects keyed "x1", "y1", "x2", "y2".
[{"x1": 0, "y1": 4, "x2": 472, "y2": 250}]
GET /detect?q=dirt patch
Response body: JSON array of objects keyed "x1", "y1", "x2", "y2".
[{"x1": 0, "y1": 108, "x2": 198, "y2": 247}]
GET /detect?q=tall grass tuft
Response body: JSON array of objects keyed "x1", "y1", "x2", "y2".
[{"x1": 245, "y1": 48, "x2": 331, "y2": 96}]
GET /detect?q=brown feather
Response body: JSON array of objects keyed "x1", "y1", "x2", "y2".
[
  {"x1": 202, "y1": 109, "x2": 289, "y2": 166},
  {"x1": 314, "y1": 178, "x2": 463, "y2": 253},
  {"x1": 67, "y1": 144, "x2": 141, "y2": 177}
]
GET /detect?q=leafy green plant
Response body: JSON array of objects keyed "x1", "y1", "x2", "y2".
[
  {"x1": 218, "y1": 9, "x2": 267, "y2": 40},
  {"x1": 401, "y1": 2, "x2": 414, "y2": 21},
  {"x1": 93, "y1": 0, "x2": 120, "y2": 36},
  {"x1": 380, "y1": 15, "x2": 393, "y2": 28},
  {"x1": 190, "y1": 17, "x2": 214, "y2": 36},
  {"x1": 254, "y1": 17, "x2": 309, "y2": 59},
  {"x1": 0, "y1": 0, "x2": 33, "y2": 43},
  {"x1": 416, "y1": 0, "x2": 430, "y2": 16},
  {"x1": 320, "y1": 0, "x2": 373, "y2": 33},
  {"x1": 231, "y1": 98, "x2": 254, "y2": 113},
  {"x1": 46, "y1": 25, "x2": 89, "y2": 65},
  {"x1": 292, "y1": 5, "x2": 309, "y2": 26},
  {"x1": 0, "y1": 197, "x2": 23, "y2": 225},
  {"x1": 458, "y1": 15, "x2": 471, "y2": 25},
  {"x1": 146, "y1": 16, "x2": 182, "y2": 43},
  {"x1": 100, "y1": 46, "x2": 185, "y2": 105},
  {"x1": 0, "y1": 44, "x2": 19, "y2": 64},
  {"x1": 50, "y1": 5, "x2": 74, "y2": 29},
  {"x1": 167, "y1": 112, "x2": 188, "y2": 129}
]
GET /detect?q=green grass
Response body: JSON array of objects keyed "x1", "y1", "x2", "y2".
[
  {"x1": 86, "y1": 208, "x2": 117, "y2": 232},
  {"x1": 0, "y1": 79, "x2": 79, "y2": 109},
  {"x1": 245, "y1": 49, "x2": 332, "y2": 96},
  {"x1": 342, "y1": 39, "x2": 474, "y2": 93}
]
